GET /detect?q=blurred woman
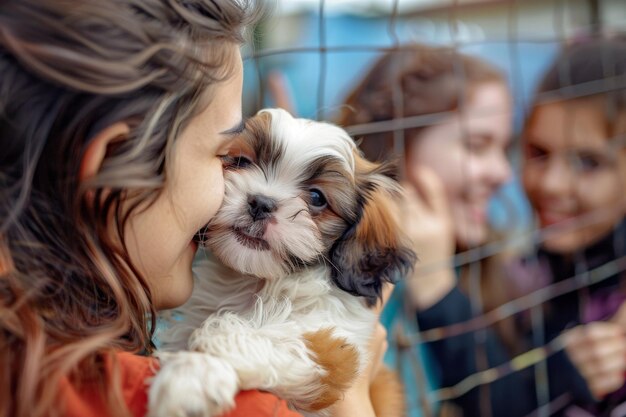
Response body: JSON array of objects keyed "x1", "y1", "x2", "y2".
[
  {"x1": 338, "y1": 43, "x2": 514, "y2": 416},
  {"x1": 346, "y1": 38, "x2": 626, "y2": 417},
  {"x1": 510, "y1": 36, "x2": 626, "y2": 416}
]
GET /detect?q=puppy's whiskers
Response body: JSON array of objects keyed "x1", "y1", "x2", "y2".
[{"x1": 288, "y1": 209, "x2": 307, "y2": 222}]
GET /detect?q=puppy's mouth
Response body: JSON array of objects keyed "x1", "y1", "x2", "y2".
[{"x1": 232, "y1": 226, "x2": 270, "y2": 251}]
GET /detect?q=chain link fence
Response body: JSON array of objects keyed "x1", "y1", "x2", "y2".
[{"x1": 246, "y1": 1, "x2": 626, "y2": 416}]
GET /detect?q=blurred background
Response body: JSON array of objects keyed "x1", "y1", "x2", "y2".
[
  {"x1": 242, "y1": 1, "x2": 626, "y2": 416},
  {"x1": 243, "y1": 0, "x2": 625, "y2": 232}
]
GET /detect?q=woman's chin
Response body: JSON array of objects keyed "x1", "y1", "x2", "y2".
[
  {"x1": 154, "y1": 273, "x2": 194, "y2": 310},
  {"x1": 541, "y1": 232, "x2": 589, "y2": 255},
  {"x1": 153, "y1": 242, "x2": 198, "y2": 310},
  {"x1": 455, "y1": 224, "x2": 488, "y2": 250}
]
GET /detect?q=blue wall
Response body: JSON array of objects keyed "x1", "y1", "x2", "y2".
[{"x1": 244, "y1": 12, "x2": 562, "y2": 232}]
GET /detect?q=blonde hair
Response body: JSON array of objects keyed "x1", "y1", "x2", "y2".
[{"x1": 0, "y1": 1, "x2": 262, "y2": 416}]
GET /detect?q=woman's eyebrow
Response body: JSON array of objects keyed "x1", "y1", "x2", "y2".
[{"x1": 220, "y1": 118, "x2": 246, "y2": 136}]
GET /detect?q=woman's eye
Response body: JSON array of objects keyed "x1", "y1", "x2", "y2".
[
  {"x1": 221, "y1": 155, "x2": 252, "y2": 169},
  {"x1": 309, "y1": 189, "x2": 327, "y2": 208},
  {"x1": 524, "y1": 144, "x2": 548, "y2": 163},
  {"x1": 465, "y1": 141, "x2": 489, "y2": 155},
  {"x1": 573, "y1": 153, "x2": 603, "y2": 172},
  {"x1": 232, "y1": 156, "x2": 252, "y2": 168},
  {"x1": 464, "y1": 134, "x2": 492, "y2": 155}
]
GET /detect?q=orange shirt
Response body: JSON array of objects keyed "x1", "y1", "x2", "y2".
[{"x1": 60, "y1": 352, "x2": 303, "y2": 417}]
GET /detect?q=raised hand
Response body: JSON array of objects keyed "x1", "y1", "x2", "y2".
[
  {"x1": 400, "y1": 166, "x2": 456, "y2": 310},
  {"x1": 564, "y1": 301, "x2": 626, "y2": 399}
]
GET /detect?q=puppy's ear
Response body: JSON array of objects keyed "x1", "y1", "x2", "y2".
[{"x1": 329, "y1": 157, "x2": 416, "y2": 307}]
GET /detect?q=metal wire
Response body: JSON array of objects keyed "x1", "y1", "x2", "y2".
[{"x1": 248, "y1": 1, "x2": 626, "y2": 415}]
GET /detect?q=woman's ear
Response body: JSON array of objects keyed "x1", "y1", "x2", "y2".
[{"x1": 79, "y1": 122, "x2": 130, "y2": 181}]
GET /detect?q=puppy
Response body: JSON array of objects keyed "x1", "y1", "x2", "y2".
[{"x1": 149, "y1": 108, "x2": 414, "y2": 417}]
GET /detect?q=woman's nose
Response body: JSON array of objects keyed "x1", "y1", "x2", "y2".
[
  {"x1": 539, "y1": 157, "x2": 572, "y2": 198},
  {"x1": 485, "y1": 150, "x2": 512, "y2": 187}
]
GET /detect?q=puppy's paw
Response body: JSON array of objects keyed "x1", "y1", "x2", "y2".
[
  {"x1": 148, "y1": 351, "x2": 238, "y2": 417},
  {"x1": 302, "y1": 328, "x2": 359, "y2": 411}
]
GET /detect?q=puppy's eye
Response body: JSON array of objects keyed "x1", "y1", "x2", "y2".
[{"x1": 309, "y1": 189, "x2": 327, "y2": 208}]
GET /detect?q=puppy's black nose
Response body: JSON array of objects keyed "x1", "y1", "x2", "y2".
[{"x1": 248, "y1": 194, "x2": 277, "y2": 221}]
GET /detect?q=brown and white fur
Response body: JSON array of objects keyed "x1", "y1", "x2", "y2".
[{"x1": 148, "y1": 108, "x2": 414, "y2": 417}]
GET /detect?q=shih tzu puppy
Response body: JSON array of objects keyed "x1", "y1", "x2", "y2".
[{"x1": 148, "y1": 108, "x2": 415, "y2": 417}]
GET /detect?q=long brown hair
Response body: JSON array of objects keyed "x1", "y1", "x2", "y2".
[
  {"x1": 338, "y1": 43, "x2": 511, "y2": 305},
  {"x1": 0, "y1": 1, "x2": 262, "y2": 416},
  {"x1": 525, "y1": 35, "x2": 626, "y2": 142},
  {"x1": 338, "y1": 44, "x2": 518, "y2": 358},
  {"x1": 338, "y1": 43, "x2": 506, "y2": 162}
]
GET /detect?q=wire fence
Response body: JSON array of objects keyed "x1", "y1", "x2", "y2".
[{"x1": 247, "y1": 1, "x2": 626, "y2": 416}]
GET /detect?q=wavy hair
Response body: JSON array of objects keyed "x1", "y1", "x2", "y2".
[
  {"x1": 338, "y1": 44, "x2": 518, "y2": 351},
  {"x1": 337, "y1": 43, "x2": 506, "y2": 162},
  {"x1": 0, "y1": 1, "x2": 262, "y2": 416}
]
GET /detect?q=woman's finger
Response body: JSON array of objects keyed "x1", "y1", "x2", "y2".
[
  {"x1": 565, "y1": 322, "x2": 626, "y2": 379},
  {"x1": 611, "y1": 301, "x2": 626, "y2": 327},
  {"x1": 367, "y1": 322, "x2": 388, "y2": 382},
  {"x1": 566, "y1": 322, "x2": 624, "y2": 345},
  {"x1": 582, "y1": 350, "x2": 626, "y2": 379},
  {"x1": 589, "y1": 371, "x2": 626, "y2": 398},
  {"x1": 399, "y1": 181, "x2": 428, "y2": 217},
  {"x1": 372, "y1": 283, "x2": 394, "y2": 316},
  {"x1": 406, "y1": 165, "x2": 448, "y2": 214},
  {"x1": 569, "y1": 336, "x2": 626, "y2": 364}
]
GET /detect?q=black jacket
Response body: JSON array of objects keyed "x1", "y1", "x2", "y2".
[{"x1": 417, "y1": 221, "x2": 626, "y2": 417}]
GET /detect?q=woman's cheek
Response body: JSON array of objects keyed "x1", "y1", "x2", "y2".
[
  {"x1": 202, "y1": 159, "x2": 227, "y2": 221},
  {"x1": 578, "y1": 171, "x2": 622, "y2": 214}
]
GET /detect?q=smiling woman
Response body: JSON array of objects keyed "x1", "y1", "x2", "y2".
[
  {"x1": 507, "y1": 36, "x2": 626, "y2": 416},
  {"x1": 394, "y1": 37, "x2": 626, "y2": 417},
  {"x1": 337, "y1": 43, "x2": 514, "y2": 417},
  {"x1": 338, "y1": 44, "x2": 514, "y2": 316},
  {"x1": 339, "y1": 43, "x2": 512, "y2": 253},
  {"x1": 404, "y1": 81, "x2": 512, "y2": 248},
  {"x1": 523, "y1": 89, "x2": 626, "y2": 255}
]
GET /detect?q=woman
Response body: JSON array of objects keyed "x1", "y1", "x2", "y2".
[
  {"x1": 0, "y1": 1, "x2": 388, "y2": 417},
  {"x1": 338, "y1": 43, "x2": 514, "y2": 416},
  {"x1": 399, "y1": 38, "x2": 626, "y2": 416},
  {"x1": 512, "y1": 36, "x2": 626, "y2": 416}
]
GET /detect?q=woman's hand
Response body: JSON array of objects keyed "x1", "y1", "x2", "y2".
[
  {"x1": 564, "y1": 303, "x2": 626, "y2": 398},
  {"x1": 330, "y1": 284, "x2": 392, "y2": 417},
  {"x1": 401, "y1": 167, "x2": 456, "y2": 310}
]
